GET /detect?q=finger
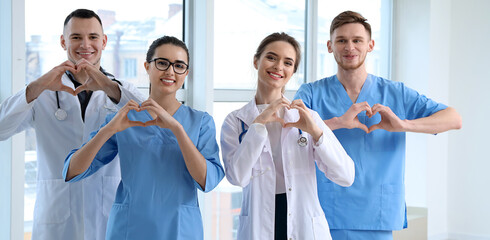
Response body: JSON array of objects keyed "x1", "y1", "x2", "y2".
[
  {"x1": 60, "y1": 60, "x2": 77, "y2": 69},
  {"x1": 59, "y1": 85, "x2": 76, "y2": 96},
  {"x1": 144, "y1": 119, "x2": 158, "y2": 127},
  {"x1": 128, "y1": 120, "x2": 146, "y2": 127},
  {"x1": 283, "y1": 121, "x2": 298, "y2": 129},
  {"x1": 368, "y1": 123, "x2": 380, "y2": 132},
  {"x1": 74, "y1": 85, "x2": 88, "y2": 95},
  {"x1": 357, "y1": 123, "x2": 369, "y2": 133}
]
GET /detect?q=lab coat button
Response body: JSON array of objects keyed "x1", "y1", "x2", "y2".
[{"x1": 288, "y1": 188, "x2": 292, "y2": 191}]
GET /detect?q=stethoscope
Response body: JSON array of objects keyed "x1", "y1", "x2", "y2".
[
  {"x1": 238, "y1": 120, "x2": 308, "y2": 147},
  {"x1": 54, "y1": 91, "x2": 67, "y2": 121}
]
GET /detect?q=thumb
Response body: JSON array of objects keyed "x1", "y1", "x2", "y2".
[
  {"x1": 368, "y1": 123, "x2": 381, "y2": 133},
  {"x1": 74, "y1": 85, "x2": 87, "y2": 95},
  {"x1": 60, "y1": 85, "x2": 76, "y2": 96}
]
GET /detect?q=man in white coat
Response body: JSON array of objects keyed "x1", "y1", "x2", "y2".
[{"x1": 0, "y1": 9, "x2": 144, "y2": 240}]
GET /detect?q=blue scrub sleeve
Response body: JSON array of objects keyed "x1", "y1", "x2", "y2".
[
  {"x1": 401, "y1": 83, "x2": 447, "y2": 119},
  {"x1": 194, "y1": 113, "x2": 225, "y2": 192},
  {"x1": 63, "y1": 113, "x2": 119, "y2": 182},
  {"x1": 294, "y1": 83, "x2": 314, "y2": 109}
]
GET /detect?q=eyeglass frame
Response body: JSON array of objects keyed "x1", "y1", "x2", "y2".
[{"x1": 148, "y1": 57, "x2": 189, "y2": 74}]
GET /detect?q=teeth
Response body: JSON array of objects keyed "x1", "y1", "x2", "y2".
[
  {"x1": 162, "y1": 79, "x2": 174, "y2": 83},
  {"x1": 79, "y1": 53, "x2": 92, "y2": 55},
  {"x1": 270, "y1": 73, "x2": 282, "y2": 78}
]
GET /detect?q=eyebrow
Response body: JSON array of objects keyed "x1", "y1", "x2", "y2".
[
  {"x1": 335, "y1": 35, "x2": 366, "y2": 40},
  {"x1": 265, "y1": 51, "x2": 295, "y2": 62},
  {"x1": 154, "y1": 57, "x2": 188, "y2": 64},
  {"x1": 69, "y1": 33, "x2": 101, "y2": 37}
]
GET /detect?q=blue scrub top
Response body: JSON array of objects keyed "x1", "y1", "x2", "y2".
[
  {"x1": 63, "y1": 105, "x2": 224, "y2": 240},
  {"x1": 294, "y1": 74, "x2": 446, "y2": 230}
]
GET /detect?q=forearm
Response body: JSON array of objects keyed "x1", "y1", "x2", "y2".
[
  {"x1": 66, "y1": 126, "x2": 115, "y2": 180},
  {"x1": 324, "y1": 117, "x2": 343, "y2": 131},
  {"x1": 403, "y1": 107, "x2": 462, "y2": 134},
  {"x1": 103, "y1": 81, "x2": 122, "y2": 103},
  {"x1": 25, "y1": 81, "x2": 46, "y2": 103},
  {"x1": 173, "y1": 125, "x2": 208, "y2": 190}
]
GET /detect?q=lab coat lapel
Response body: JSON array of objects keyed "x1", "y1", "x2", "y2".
[{"x1": 235, "y1": 99, "x2": 260, "y2": 127}]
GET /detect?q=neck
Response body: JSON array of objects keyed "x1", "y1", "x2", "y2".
[
  {"x1": 255, "y1": 84, "x2": 283, "y2": 105},
  {"x1": 337, "y1": 65, "x2": 368, "y2": 91},
  {"x1": 149, "y1": 92, "x2": 181, "y2": 115},
  {"x1": 336, "y1": 65, "x2": 368, "y2": 103}
]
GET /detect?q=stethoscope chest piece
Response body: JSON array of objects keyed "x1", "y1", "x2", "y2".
[
  {"x1": 55, "y1": 108, "x2": 67, "y2": 121},
  {"x1": 297, "y1": 132, "x2": 307, "y2": 147},
  {"x1": 54, "y1": 91, "x2": 67, "y2": 121}
]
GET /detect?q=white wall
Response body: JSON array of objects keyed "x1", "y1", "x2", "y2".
[
  {"x1": 394, "y1": 0, "x2": 490, "y2": 239},
  {"x1": 447, "y1": 0, "x2": 490, "y2": 238}
]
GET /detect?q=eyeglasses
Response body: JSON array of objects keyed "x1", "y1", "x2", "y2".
[{"x1": 148, "y1": 58, "x2": 189, "y2": 74}]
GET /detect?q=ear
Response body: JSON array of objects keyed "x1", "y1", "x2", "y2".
[
  {"x1": 368, "y1": 39, "x2": 375, "y2": 52},
  {"x1": 60, "y1": 34, "x2": 67, "y2": 50},
  {"x1": 102, "y1": 34, "x2": 108, "y2": 50},
  {"x1": 144, "y1": 61, "x2": 150, "y2": 73},
  {"x1": 253, "y1": 57, "x2": 258, "y2": 70},
  {"x1": 327, "y1": 40, "x2": 333, "y2": 53}
]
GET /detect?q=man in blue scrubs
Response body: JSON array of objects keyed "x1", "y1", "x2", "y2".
[{"x1": 294, "y1": 11, "x2": 462, "y2": 240}]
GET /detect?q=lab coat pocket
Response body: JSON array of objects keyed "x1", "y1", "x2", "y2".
[
  {"x1": 178, "y1": 205, "x2": 203, "y2": 240},
  {"x1": 102, "y1": 176, "x2": 120, "y2": 217},
  {"x1": 312, "y1": 214, "x2": 332, "y2": 240},
  {"x1": 34, "y1": 179, "x2": 70, "y2": 224}
]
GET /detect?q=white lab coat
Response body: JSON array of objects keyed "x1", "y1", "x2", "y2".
[
  {"x1": 0, "y1": 73, "x2": 144, "y2": 240},
  {"x1": 220, "y1": 99, "x2": 355, "y2": 240}
]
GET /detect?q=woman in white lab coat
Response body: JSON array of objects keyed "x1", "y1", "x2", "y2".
[{"x1": 220, "y1": 32, "x2": 355, "y2": 240}]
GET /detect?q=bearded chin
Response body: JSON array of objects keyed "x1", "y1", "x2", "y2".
[{"x1": 335, "y1": 56, "x2": 365, "y2": 70}]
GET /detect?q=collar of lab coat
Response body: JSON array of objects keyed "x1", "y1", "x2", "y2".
[{"x1": 234, "y1": 95, "x2": 298, "y2": 127}]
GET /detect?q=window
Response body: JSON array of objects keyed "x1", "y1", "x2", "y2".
[
  {"x1": 124, "y1": 58, "x2": 137, "y2": 79},
  {"x1": 23, "y1": 1, "x2": 184, "y2": 238}
]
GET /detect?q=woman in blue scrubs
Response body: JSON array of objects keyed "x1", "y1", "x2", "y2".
[{"x1": 62, "y1": 36, "x2": 224, "y2": 240}]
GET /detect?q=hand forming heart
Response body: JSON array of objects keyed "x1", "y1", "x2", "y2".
[
  {"x1": 334, "y1": 102, "x2": 405, "y2": 133},
  {"x1": 73, "y1": 59, "x2": 113, "y2": 95}
]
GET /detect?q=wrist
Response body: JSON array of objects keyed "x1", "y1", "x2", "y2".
[
  {"x1": 324, "y1": 117, "x2": 340, "y2": 130},
  {"x1": 26, "y1": 81, "x2": 45, "y2": 103}
]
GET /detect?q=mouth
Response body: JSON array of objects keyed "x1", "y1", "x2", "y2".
[
  {"x1": 161, "y1": 78, "x2": 176, "y2": 85},
  {"x1": 77, "y1": 52, "x2": 94, "y2": 58},
  {"x1": 267, "y1": 71, "x2": 283, "y2": 80},
  {"x1": 343, "y1": 54, "x2": 357, "y2": 60}
]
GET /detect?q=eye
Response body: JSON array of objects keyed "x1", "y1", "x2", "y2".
[
  {"x1": 71, "y1": 36, "x2": 81, "y2": 40},
  {"x1": 284, "y1": 61, "x2": 294, "y2": 67},
  {"x1": 156, "y1": 60, "x2": 170, "y2": 67},
  {"x1": 174, "y1": 63, "x2": 187, "y2": 70},
  {"x1": 337, "y1": 39, "x2": 346, "y2": 43},
  {"x1": 353, "y1": 39, "x2": 361, "y2": 43},
  {"x1": 90, "y1": 36, "x2": 99, "y2": 40},
  {"x1": 265, "y1": 55, "x2": 276, "y2": 61}
]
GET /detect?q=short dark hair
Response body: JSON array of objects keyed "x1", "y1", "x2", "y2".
[
  {"x1": 146, "y1": 36, "x2": 190, "y2": 64},
  {"x1": 254, "y1": 32, "x2": 301, "y2": 73},
  {"x1": 64, "y1": 9, "x2": 103, "y2": 29},
  {"x1": 330, "y1": 11, "x2": 371, "y2": 39}
]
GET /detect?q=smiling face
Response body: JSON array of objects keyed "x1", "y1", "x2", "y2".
[
  {"x1": 145, "y1": 44, "x2": 189, "y2": 97},
  {"x1": 61, "y1": 17, "x2": 107, "y2": 67},
  {"x1": 327, "y1": 23, "x2": 374, "y2": 71},
  {"x1": 254, "y1": 40, "x2": 297, "y2": 92}
]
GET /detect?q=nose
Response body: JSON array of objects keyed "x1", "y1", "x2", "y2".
[
  {"x1": 273, "y1": 61, "x2": 284, "y2": 71},
  {"x1": 344, "y1": 41, "x2": 355, "y2": 51},
  {"x1": 164, "y1": 64, "x2": 175, "y2": 75},
  {"x1": 80, "y1": 37, "x2": 90, "y2": 48}
]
